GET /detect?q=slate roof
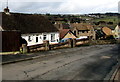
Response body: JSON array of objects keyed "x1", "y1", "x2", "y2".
[
  {"x1": 96, "y1": 30, "x2": 106, "y2": 38},
  {"x1": 0, "y1": 12, "x2": 58, "y2": 34}
]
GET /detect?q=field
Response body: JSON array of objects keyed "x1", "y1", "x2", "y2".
[{"x1": 93, "y1": 16, "x2": 118, "y2": 24}]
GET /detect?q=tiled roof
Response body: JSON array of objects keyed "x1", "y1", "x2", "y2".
[
  {"x1": 59, "y1": 29, "x2": 70, "y2": 39},
  {"x1": 71, "y1": 23, "x2": 93, "y2": 30},
  {"x1": 0, "y1": 12, "x2": 58, "y2": 34},
  {"x1": 102, "y1": 27, "x2": 112, "y2": 35}
]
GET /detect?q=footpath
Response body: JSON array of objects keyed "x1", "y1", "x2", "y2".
[
  {"x1": 2, "y1": 50, "x2": 63, "y2": 65},
  {"x1": 110, "y1": 65, "x2": 120, "y2": 81}
]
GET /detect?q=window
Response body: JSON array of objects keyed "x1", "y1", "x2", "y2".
[
  {"x1": 51, "y1": 34, "x2": 55, "y2": 42},
  {"x1": 82, "y1": 31, "x2": 85, "y2": 33},
  {"x1": 43, "y1": 35, "x2": 47, "y2": 40},
  {"x1": 36, "y1": 37, "x2": 38, "y2": 43},
  {"x1": 28, "y1": 36, "x2": 32, "y2": 42},
  {"x1": 40, "y1": 36, "x2": 41, "y2": 39}
]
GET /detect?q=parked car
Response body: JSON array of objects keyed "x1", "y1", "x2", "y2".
[
  {"x1": 76, "y1": 36, "x2": 88, "y2": 40},
  {"x1": 59, "y1": 38, "x2": 72, "y2": 43}
]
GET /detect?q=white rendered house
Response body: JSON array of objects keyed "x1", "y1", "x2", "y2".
[
  {"x1": 1, "y1": 12, "x2": 60, "y2": 46},
  {"x1": 113, "y1": 25, "x2": 120, "y2": 39},
  {"x1": 22, "y1": 32, "x2": 59, "y2": 46}
]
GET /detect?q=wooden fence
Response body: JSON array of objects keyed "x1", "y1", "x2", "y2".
[
  {"x1": 21, "y1": 38, "x2": 89, "y2": 53},
  {"x1": 1, "y1": 31, "x2": 21, "y2": 52},
  {"x1": 89, "y1": 39, "x2": 118, "y2": 45}
]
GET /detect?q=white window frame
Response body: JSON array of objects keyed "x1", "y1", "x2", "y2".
[{"x1": 51, "y1": 34, "x2": 55, "y2": 42}]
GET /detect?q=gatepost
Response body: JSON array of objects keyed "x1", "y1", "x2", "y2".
[
  {"x1": 72, "y1": 39, "x2": 76, "y2": 48},
  {"x1": 44, "y1": 40, "x2": 50, "y2": 51},
  {"x1": 22, "y1": 44, "x2": 28, "y2": 53},
  {"x1": 68, "y1": 39, "x2": 75, "y2": 48}
]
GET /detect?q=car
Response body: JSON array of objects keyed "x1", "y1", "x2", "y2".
[{"x1": 59, "y1": 38, "x2": 72, "y2": 43}]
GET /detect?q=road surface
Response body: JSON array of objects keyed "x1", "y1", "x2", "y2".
[{"x1": 2, "y1": 44, "x2": 119, "y2": 80}]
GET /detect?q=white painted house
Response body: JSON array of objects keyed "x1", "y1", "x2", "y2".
[
  {"x1": 113, "y1": 25, "x2": 120, "y2": 39},
  {"x1": 22, "y1": 32, "x2": 59, "y2": 46},
  {"x1": 0, "y1": 10, "x2": 59, "y2": 46}
]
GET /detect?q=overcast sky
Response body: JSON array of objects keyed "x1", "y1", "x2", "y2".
[{"x1": 0, "y1": 0, "x2": 120, "y2": 14}]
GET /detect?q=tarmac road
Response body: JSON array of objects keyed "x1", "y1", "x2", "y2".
[{"x1": 2, "y1": 44, "x2": 119, "y2": 80}]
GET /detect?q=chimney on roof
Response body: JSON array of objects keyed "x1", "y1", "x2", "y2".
[
  {"x1": 4, "y1": 6, "x2": 10, "y2": 14},
  {"x1": 4, "y1": 0, "x2": 10, "y2": 15}
]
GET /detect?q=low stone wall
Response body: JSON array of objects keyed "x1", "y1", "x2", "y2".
[
  {"x1": 20, "y1": 39, "x2": 89, "y2": 53},
  {"x1": 89, "y1": 40, "x2": 118, "y2": 45}
]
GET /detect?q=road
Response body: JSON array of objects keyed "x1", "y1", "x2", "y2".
[{"x1": 2, "y1": 44, "x2": 119, "y2": 80}]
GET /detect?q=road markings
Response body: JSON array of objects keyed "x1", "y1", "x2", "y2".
[{"x1": 101, "y1": 56, "x2": 111, "y2": 59}]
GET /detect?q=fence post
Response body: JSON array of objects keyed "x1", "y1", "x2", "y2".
[
  {"x1": 68, "y1": 39, "x2": 73, "y2": 48},
  {"x1": 22, "y1": 44, "x2": 28, "y2": 53},
  {"x1": 72, "y1": 39, "x2": 76, "y2": 48},
  {"x1": 44, "y1": 40, "x2": 50, "y2": 51},
  {"x1": 20, "y1": 47, "x2": 23, "y2": 53}
]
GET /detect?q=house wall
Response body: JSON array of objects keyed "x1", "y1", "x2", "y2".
[
  {"x1": 78, "y1": 31, "x2": 90, "y2": 36},
  {"x1": 114, "y1": 25, "x2": 120, "y2": 39},
  {"x1": 22, "y1": 32, "x2": 59, "y2": 46},
  {"x1": 63, "y1": 32, "x2": 76, "y2": 39},
  {"x1": 73, "y1": 29, "x2": 96, "y2": 40}
]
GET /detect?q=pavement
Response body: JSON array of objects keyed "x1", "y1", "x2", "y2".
[
  {"x1": 2, "y1": 44, "x2": 120, "y2": 80},
  {"x1": 110, "y1": 61, "x2": 120, "y2": 81},
  {"x1": 2, "y1": 51, "x2": 62, "y2": 65},
  {"x1": 113, "y1": 66, "x2": 120, "y2": 81},
  {"x1": 2, "y1": 45, "x2": 102, "y2": 65}
]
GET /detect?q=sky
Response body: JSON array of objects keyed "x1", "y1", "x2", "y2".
[{"x1": 0, "y1": 0, "x2": 120, "y2": 14}]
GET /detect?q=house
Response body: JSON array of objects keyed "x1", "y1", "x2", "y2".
[
  {"x1": 0, "y1": 10, "x2": 59, "y2": 46},
  {"x1": 59, "y1": 29, "x2": 77, "y2": 40},
  {"x1": 93, "y1": 25, "x2": 116, "y2": 39},
  {"x1": 101, "y1": 27, "x2": 115, "y2": 39},
  {"x1": 113, "y1": 24, "x2": 120, "y2": 39},
  {"x1": 95, "y1": 30, "x2": 106, "y2": 40},
  {"x1": 102, "y1": 27, "x2": 113, "y2": 36},
  {"x1": 71, "y1": 23, "x2": 96, "y2": 40}
]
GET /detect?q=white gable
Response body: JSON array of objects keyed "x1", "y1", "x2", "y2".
[{"x1": 115, "y1": 25, "x2": 120, "y2": 33}]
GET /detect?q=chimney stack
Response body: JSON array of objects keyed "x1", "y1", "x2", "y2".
[{"x1": 4, "y1": 0, "x2": 10, "y2": 15}]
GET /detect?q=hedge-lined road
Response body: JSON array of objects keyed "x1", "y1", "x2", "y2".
[{"x1": 2, "y1": 44, "x2": 119, "y2": 80}]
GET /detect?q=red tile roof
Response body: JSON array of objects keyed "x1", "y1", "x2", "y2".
[{"x1": 59, "y1": 29, "x2": 70, "y2": 39}]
